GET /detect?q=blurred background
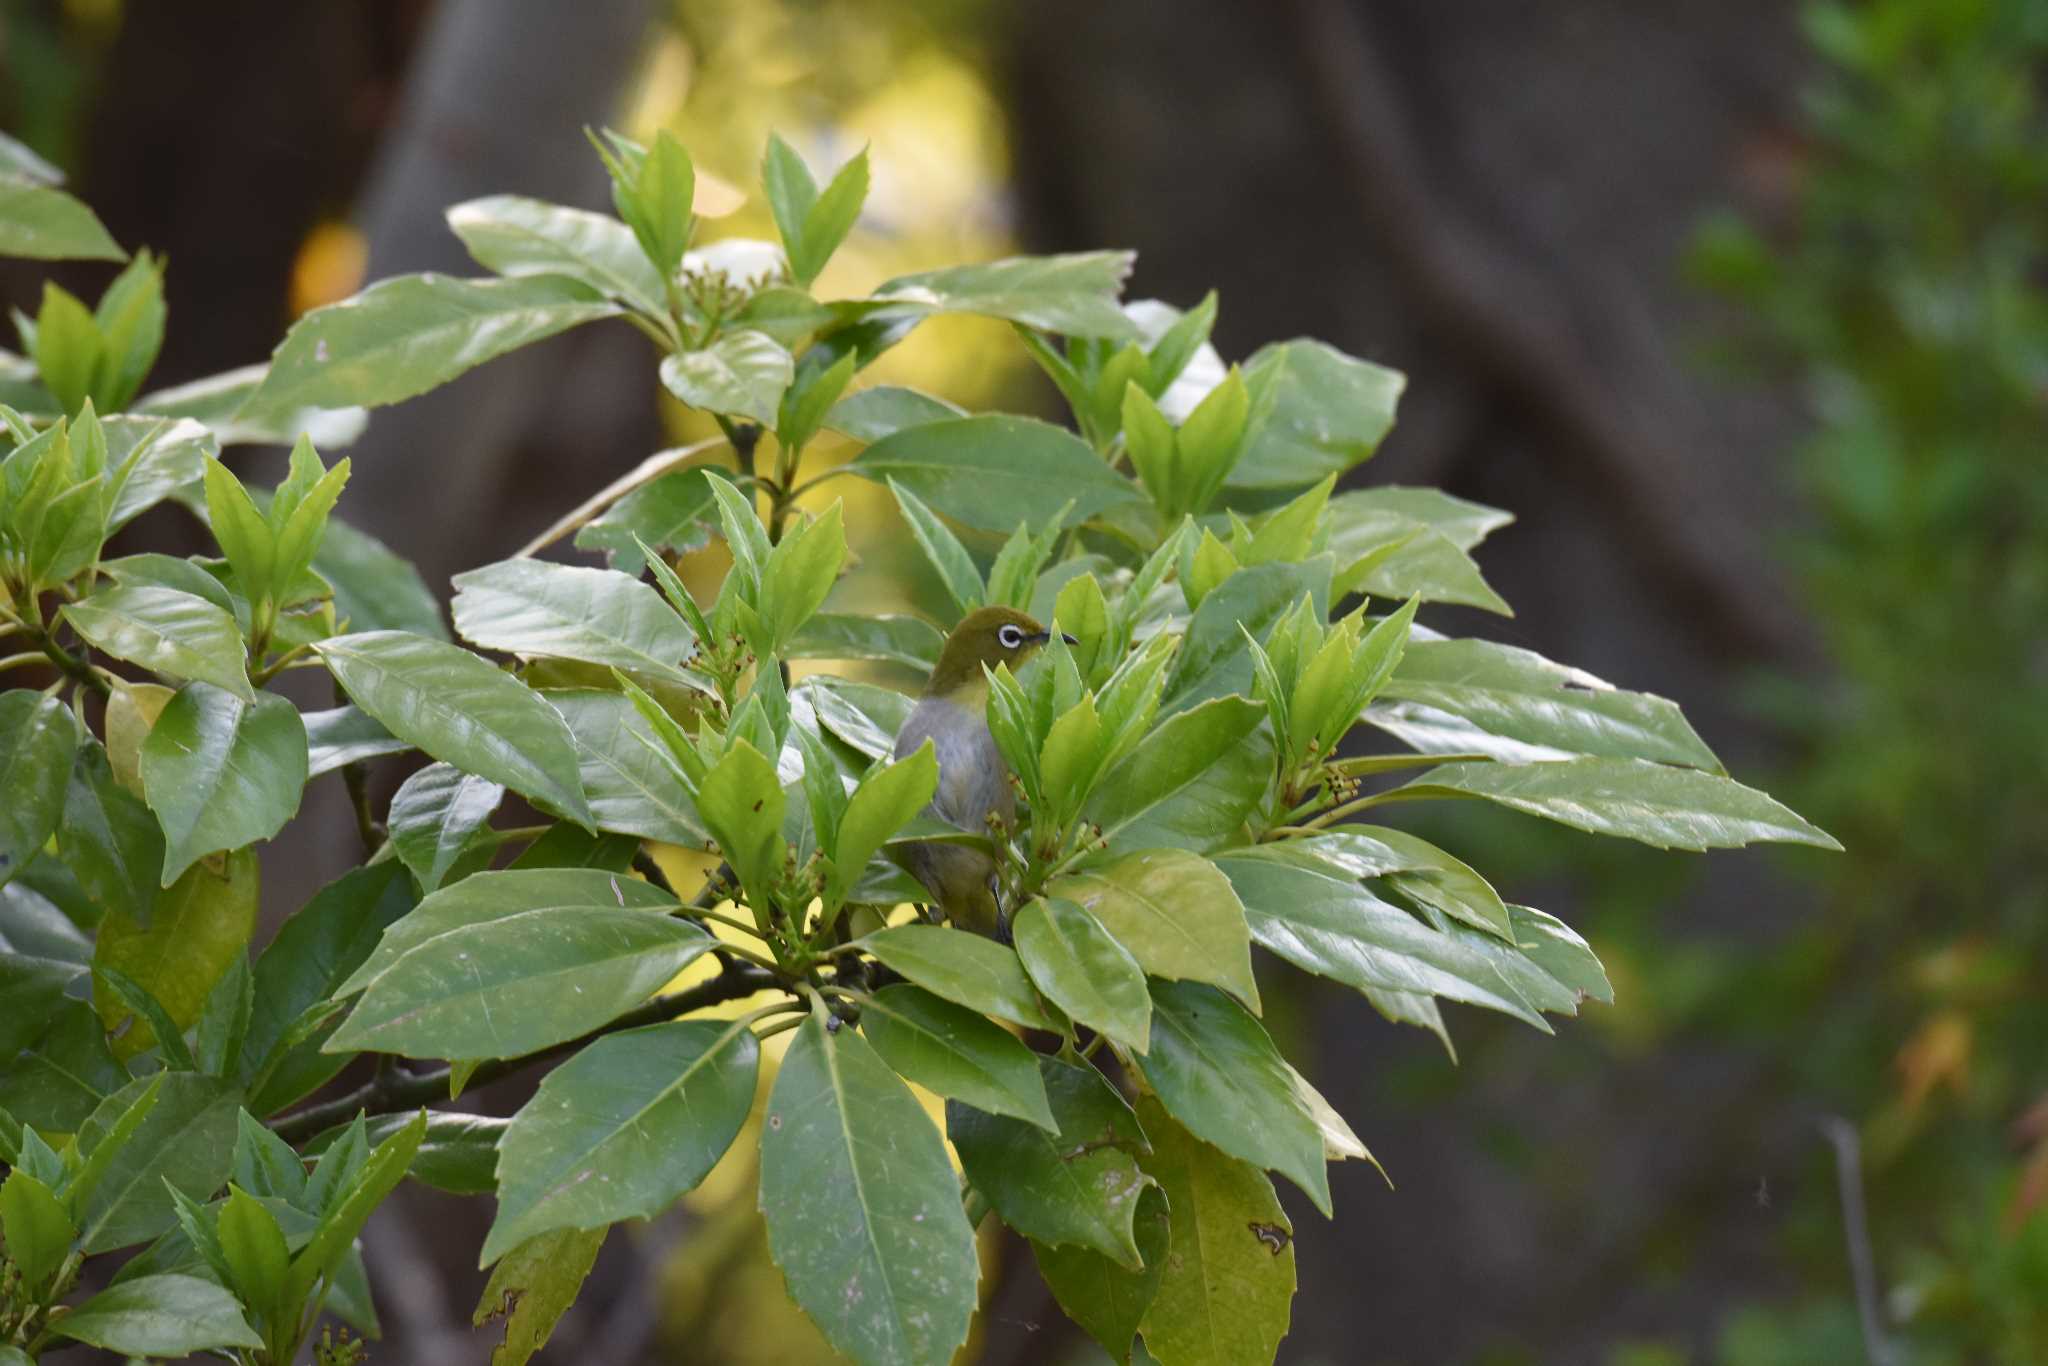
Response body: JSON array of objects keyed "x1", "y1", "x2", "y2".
[{"x1": 4, "y1": 0, "x2": 2043, "y2": 1362}]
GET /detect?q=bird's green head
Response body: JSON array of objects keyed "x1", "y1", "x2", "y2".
[{"x1": 925, "y1": 606, "x2": 1071, "y2": 698}]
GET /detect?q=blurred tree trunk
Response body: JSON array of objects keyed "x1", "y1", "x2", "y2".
[{"x1": 1000, "y1": 2, "x2": 1820, "y2": 1359}]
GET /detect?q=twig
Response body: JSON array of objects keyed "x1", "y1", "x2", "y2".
[
  {"x1": 269, "y1": 962, "x2": 780, "y2": 1142},
  {"x1": 24, "y1": 626, "x2": 110, "y2": 698},
  {"x1": 1819, "y1": 1115, "x2": 1897, "y2": 1366},
  {"x1": 1279, "y1": 0, "x2": 1804, "y2": 663},
  {"x1": 509, "y1": 437, "x2": 724, "y2": 559}
]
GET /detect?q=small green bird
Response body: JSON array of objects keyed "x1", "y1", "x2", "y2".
[{"x1": 894, "y1": 605, "x2": 1071, "y2": 937}]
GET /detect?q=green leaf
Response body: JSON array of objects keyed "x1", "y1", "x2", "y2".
[
  {"x1": 872, "y1": 251, "x2": 1138, "y2": 339},
  {"x1": 58, "y1": 743, "x2": 164, "y2": 923},
  {"x1": 1082, "y1": 695, "x2": 1270, "y2": 856},
  {"x1": 799, "y1": 676, "x2": 912, "y2": 760},
  {"x1": 73, "y1": 1072, "x2": 239, "y2": 1252},
  {"x1": 826, "y1": 384, "x2": 964, "y2": 441},
  {"x1": 389, "y1": 762, "x2": 505, "y2": 893},
  {"x1": 138, "y1": 684, "x2": 307, "y2": 885},
  {"x1": 315, "y1": 630, "x2": 592, "y2": 826},
  {"x1": 302, "y1": 704, "x2": 408, "y2": 776},
  {"x1": 328, "y1": 869, "x2": 710, "y2": 1060},
  {"x1": 693, "y1": 739, "x2": 786, "y2": 915},
  {"x1": 853, "y1": 415, "x2": 1139, "y2": 532},
  {"x1": 860, "y1": 984, "x2": 1054, "y2": 1129},
  {"x1": 309, "y1": 507, "x2": 446, "y2": 638},
  {"x1": 91, "y1": 249, "x2": 166, "y2": 411},
  {"x1": 91, "y1": 856, "x2": 253, "y2": 1060},
  {"x1": 1013, "y1": 897, "x2": 1151, "y2": 1053},
  {"x1": 1338, "y1": 485, "x2": 1512, "y2": 551},
  {"x1": 62, "y1": 585, "x2": 253, "y2": 700},
  {"x1": 482, "y1": 1019, "x2": 758, "y2": 1265},
  {"x1": 762, "y1": 133, "x2": 820, "y2": 265},
  {"x1": 659, "y1": 329, "x2": 794, "y2": 427},
  {"x1": 889, "y1": 478, "x2": 983, "y2": 617},
  {"x1": 303, "y1": 1111, "x2": 509, "y2": 1196},
  {"x1": 573, "y1": 463, "x2": 720, "y2": 573},
  {"x1": 1049, "y1": 849, "x2": 1259, "y2": 1013},
  {"x1": 241, "y1": 864, "x2": 413, "y2": 1114},
  {"x1": 0, "y1": 690, "x2": 75, "y2": 888},
  {"x1": 1307, "y1": 825, "x2": 1512, "y2": 940},
  {"x1": 759, "y1": 501, "x2": 846, "y2": 649},
  {"x1": 51, "y1": 1273, "x2": 261, "y2": 1355},
  {"x1": 240, "y1": 273, "x2": 616, "y2": 419},
  {"x1": 284, "y1": 1111, "x2": 425, "y2": 1309},
  {"x1": 216, "y1": 1185, "x2": 289, "y2": 1326},
  {"x1": 829, "y1": 743, "x2": 939, "y2": 909},
  {"x1": 452, "y1": 558, "x2": 707, "y2": 692},
  {"x1": 1033, "y1": 1184, "x2": 1169, "y2": 1365},
  {"x1": 447, "y1": 194, "x2": 666, "y2": 315},
  {"x1": 786, "y1": 611, "x2": 943, "y2": 672},
  {"x1": 622, "y1": 130, "x2": 695, "y2": 278},
  {"x1": 1234, "y1": 338, "x2": 1402, "y2": 489},
  {"x1": 96, "y1": 962, "x2": 198, "y2": 1071},
  {"x1": 231, "y1": 1110, "x2": 307, "y2": 1204},
  {"x1": 0, "y1": 998, "x2": 127, "y2": 1132},
  {"x1": 0, "y1": 1169, "x2": 73, "y2": 1289},
  {"x1": 0, "y1": 180, "x2": 125, "y2": 261},
  {"x1": 794, "y1": 145, "x2": 870, "y2": 285},
  {"x1": 1137, "y1": 980, "x2": 1330, "y2": 1213},
  {"x1": 1378, "y1": 637, "x2": 1722, "y2": 770},
  {"x1": 1133, "y1": 1095, "x2": 1296, "y2": 1365},
  {"x1": 473, "y1": 1225, "x2": 607, "y2": 1366},
  {"x1": 101, "y1": 416, "x2": 215, "y2": 532},
  {"x1": 760, "y1": 1011, "x2": 979, "y2": 1366},
  {"x1": 860, "y1": 923, "x2": 1053, "y2": 1031},
  {"x1": 134, "y1": 364, "x2": 368, "y2": 449},
  {"x1": 1390, "y1": 757, "x2": 1842, "y2": 850},
  {"x1": 1324, "y1": 496, "x2": 1510, "y2": 614},
  {"x1": 545, "y1": 689, "x2": 711, "y2": 848},
  {"x1": 194, "y1": 954, "x2": 253, "y2": 1078},
  {"x1": 950, "y1": 1055, "x2": 1151, "y2": 1262},
  {"x1": 1160, "y1": 559, "x2": 1330, "y2": 716},
  {"x1": 1212, "y1": 843, "x2": 1548, "y2": 1025}
]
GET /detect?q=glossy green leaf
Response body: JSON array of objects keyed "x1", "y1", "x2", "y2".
[
  {"x1": 1339, "y1": 485, "x2": 1512, "y2": 551},
  {"x1": 73, "y1": 1072, "x2": 239, "y2": 1252},
  {"x1": 103, "y1": 416, "x2": 217, "y2": 532},
  {"x1": 473, "y1": 1224, "x2": 607, "y2": 1366},
  {"x1": 800, "y1": 676, "x2": 912, "y2": 759},
  {"x1": 241, "y1": 273, "x2": 617, "y2": 419},
  {"x1": 860, "y1": 923, "x2": 1052, "y2": 1030},
  {"x1": 51, "y1": 1273, "x2": 261, "y2": 1355},
  {"x1": 1380, "y1": 638, "x2": 1721, "y2": 770},
  {"x1": 1324, "y1": 496, "x2": 1510, "y2": 614},
  {"x1": 1306, "y1": 825, "x2": 1512, "y2": 940},
  {"x1": 389, "y1": 762, "x2": 505, "y2": 892},
  {"x1": 139, "y1": 684, "x2": 307, "y2": 885},
  {"x1": 693, "y1": 738, "x2": 786, "y2": 914},
  {"x1": 62, "y1": 585, "x2": 252, "y2": 700},
  {"x1": 1050, "y1": 849, "x2": 1259, "y2": 1013},
  {"x1": 194, "y1": 953, "x2": 253, "y2": 1078},
  {"x1": 217, "y1": 1186, "x2": 289, "y2": 1326},
  {"x1": 786, "y1": 611, "x2": 943, "y2": 672},
  {"x1": 852, "y1": 414, "x2": 1139, "y2": 532},
  {"x1": 860, "y1": 984, "x2": 1054, "y2": 1129},
  {"x1": 300, "y1": 1111, "x2": 506, "y2": 1196},
  {"x1": 58, "y1": 742, "x2": 163, "y2": 923},
  {"x1": 1082, "y1": 695, "x2": 1270, "y2": 856},
  {"x1": 1160, "y1": 560, "x2": 1330, "y2": 716},
  {"x1": 448, "y1": 194, "x2": 666, "y2": 315},
  {"x1": 951, "y1": 1055, "x2": 1151, "y2": 1263},
  {"x1": 758, "y1": 500, "x2": 846, "y2": 649},
  {"x1": 760, "y1": 1011, "x2": 979, "y2": 1366},
  {"x1": 483, "y1": 1019, "x2": 758, "y2": 1265},
  {"x1": 92, "y1": 248, "x2": 166, "y2": 412},
  {"x1": 545, "y1": 689, "x2": 710, "y2": 848},
  {"x1": 315, "y1": 630, "x2": 591, "y2": 825},
  {"x1": 1033, "y1": 1184, "x2": 1170, "y2": 1366},
  {"x1": 1212, "y1": 843, "x2": 1547, "y2": 1025},
  {"x1": 0, "y1": 690, "x2": 74, "y2": 888},
  {"x1": 1392, "y1": 757, "x2": 1842, "y2": 850},
  {"x1": 828, "y1": 743, "x2": 938, "y2": 910},
  {"x1": 889, "y1": 478, "x2": 983, "y2": 617},
  {"x1": 0, "y1": 997, "x2": 127, "y2": 1131},
  {"x1": 659, "y1": 328, "x2": 794, "y2": 427},
  {"x1": 0, "y1": 180, "x2": 125, "y2": 261},
  {"x1": 284, "y1": 1111, "x2": 425, "y2": 1309},
  {"x1": 328, "y1": 869, "x2": 709, "y2": 1059},
  {"x1": 134, "y1": 363, "x2": 368, "y2": 449},
  {"x1": 1013, "y1": 897, "x2": 1151, "y2": 1053},
  {"x1": 301, "y1": 705, "x2": 408, "y2": 778},
  {"x1": 0, "y1": 1169, "x2": 72, "y2": 1289},
  {"x1": 310, "y1": 508, "x2": 446, "y2": 637},
  {"x1": 826, "y1": 384, "x2": 964, "y2": 441},
  {"x1": 573, "y1": 463, "x2": 719, "y2": 573},
  {"x1": 1133, "y1": 1095, "x2": 1296, "y2": 1366},
  {"x1": 872, "y1": 251, "x2": 1137, "y2": 339},
  {"x1": 452, "y1": 558, "x2": 707, "y2": 692},
  {"x1": 1233, "y1": 338, "x2": 1401, "y2": 489},
  {"x1": 1138, "y1": 980, "x2": 1330, "y2": 1213}
]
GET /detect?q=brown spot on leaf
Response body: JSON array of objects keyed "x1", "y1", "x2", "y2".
[{"x1": 1248, "y1": 1221, "x2": 1291, "y2": 1255}]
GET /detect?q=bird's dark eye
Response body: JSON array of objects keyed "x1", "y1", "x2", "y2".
[{"x1": 997, "y1": 624, "x2": 1024, "y2": 649}]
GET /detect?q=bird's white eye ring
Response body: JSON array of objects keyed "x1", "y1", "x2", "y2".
[{"x1": 997, "y1": 624, "x2": 1025, "y2": 649}]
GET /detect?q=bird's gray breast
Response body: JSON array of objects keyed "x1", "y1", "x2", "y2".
[{"x1": 894, "y1": 694, "x2": 1014, "y2": 832}]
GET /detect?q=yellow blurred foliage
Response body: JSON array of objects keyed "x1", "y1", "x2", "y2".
[{"x1": 288, "y1": 220, "x2": 368, "y2": 318}]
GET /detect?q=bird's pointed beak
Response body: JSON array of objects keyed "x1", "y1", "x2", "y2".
[
  {"x1": 1061, "y1": 632, "x2": 1079, "y2": 645},
  {"x1": 1027, "y1": 630, "x2": 1079, "y2": 646}
]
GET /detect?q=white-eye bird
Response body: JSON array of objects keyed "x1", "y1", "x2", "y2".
[{"x1": 892, "y1": 606, "x2": 1071, "y2": 937}]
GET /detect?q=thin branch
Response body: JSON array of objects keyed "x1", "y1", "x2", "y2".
[
  {"x1": 1279, "y1": 0, "x2": 1804, "y2": 663},
  {"x1": 23, "y1": 625, "x2": 110, "y2": 698},
  {"x1": 509, "y1": 437, "x2": 725, "y2": 559},
  {"x1": 269, "y1": 962, "x2": 780, "y2": 1142},
  {"x1": 1820, "y1": 1115, "x2": 1898, "y2": 1366}
]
